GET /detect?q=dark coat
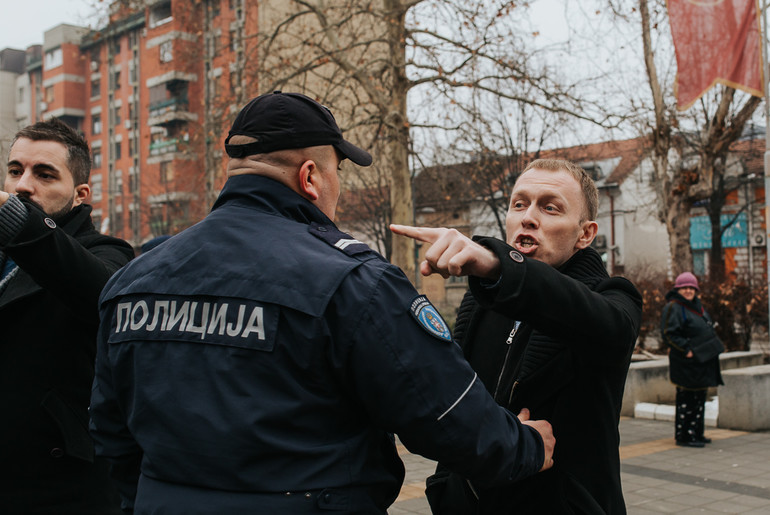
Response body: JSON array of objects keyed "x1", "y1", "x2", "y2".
[
  {"x1": 0, "y1": 200, "x2": 133, "y2": 514},
  {"x1": 660, "y1": 291, "x2": 723, "y2": 389},
  {"x1": 90, "y1": 176, "x2": 545, "y2": 514},
  {"x1": 428, "y1": 239, "x2": 642, "y2": 515}
]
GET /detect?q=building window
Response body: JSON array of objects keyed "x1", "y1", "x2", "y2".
[
  {"x1": 160, "y1": 161, "x2": 174, "y2": 184},
  {"x1": 115, "y1": 170, "x2": 123, "y2": 196},
  {"x1": 209, "y1": 73, "x2": 218, "y2": 99},
  {"x1": 159, "y1": 41, "x2": 173, "y2": 63},
  {"x1": 92, "y1": 114, "x2": 102, "y2": 135},
  {"x1": 210, "y1": 33, "x2": 220, "y2": 55},
  {"x1": 91, "y1": 174, "x2": 103, "y2": 202},
  {"x1": 44, "y1": 48, "x2": 62, "y2": 69},
  {"x1": 113, "y1": 70, "x2": 121, "y2": 90},
  {"x1": 91, "y1": 77, "x2": 101, "y2": 98},
  {"x1": 129, "y1": 136, "x2": 135, "y2": 158},
  {"x1": 92, "y1": 149, "x2": 102, "y2": 169},
  {"x1": 230, "y1": 29, "x2": 238, "y2": 51},
  {"x1": 229, "y1": 71, "x2": 240, "y2": 96},
  {"x1": 92, "y1": 212, "x2": 102, "y2": 231},
  {"x1": 129, "y1": 171, "x2": 138, "y2": 194},
  {"x1": 150, "y1": 1, "x2": 173, "y2": 27},
  {"x1": 45, "y1": 86, "x2": 54, "y2": 103},
  {"x1": 113, "y1": 104, "x2": 122, "y2": 125},
  {"x1": 112, "y1": 38, "x2": 121, "y2": 56},
  {"x1": 114, "y1": 140, "x2": 122, "y2": 160}
]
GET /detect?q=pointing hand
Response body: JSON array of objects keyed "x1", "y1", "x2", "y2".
[{"x1": 389, "y1": 224, "x2": 500, "y2": 280}]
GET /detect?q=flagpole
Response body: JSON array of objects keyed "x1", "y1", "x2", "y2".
[{"x1": 763, "y1": 0, "x2": 770, "y2": 341}]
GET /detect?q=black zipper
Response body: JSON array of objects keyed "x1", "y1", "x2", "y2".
[{"x1": 493, "y1": 321, "x2": 520, "y2": 402}]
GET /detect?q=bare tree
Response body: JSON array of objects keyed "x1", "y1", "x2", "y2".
[
  {"x1": 633, "y1": 0, "x2": 761, "y2": 276},
  {"x1": 255, "y1": 0, "x2": 606, "y2": 280}
]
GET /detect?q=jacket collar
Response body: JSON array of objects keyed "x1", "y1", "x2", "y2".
[
  {"x1": 558, "y1": 246, "x2": 609, "y2": 289},
  {"x1": 19, "y1": 198, "x2": 95, "y2": 238},
  {"x1": 212, "y1": 175, "x2": 334, "y2": 227},
  {"x1": 55, "y1": 203, "x2": 94, "y2": 236},
  {"x1": 666, "y1": 289, "x2": 703, "y2": 313}
]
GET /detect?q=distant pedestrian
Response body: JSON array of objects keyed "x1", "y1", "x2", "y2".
[{"x1": 661, "y1": 272, "x2": 724, "y2": 447}]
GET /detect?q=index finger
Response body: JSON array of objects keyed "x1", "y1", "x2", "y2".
[{"x1": 389, "y1": 224, "x2": 444, "y2": 244}]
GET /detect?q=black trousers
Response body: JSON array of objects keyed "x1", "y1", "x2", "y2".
[{"x1": 675, "y1": 387, "x2": 707, "y2": 442}]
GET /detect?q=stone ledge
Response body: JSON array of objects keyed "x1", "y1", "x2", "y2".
[
  {"x1": 621, "y1": 351, "x2": 764, "y2": 417},
  {"x1": 718, "y1": 364, "x2": 770, "y2": 431}
]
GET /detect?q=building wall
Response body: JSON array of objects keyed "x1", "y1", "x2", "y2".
[
  {"x1": 0, "y1": 69, "x2": 19, "y2": 180},
  {"x1": 5, "y1": 1, "x2": 260, "y2": 248},
  {"x1": 0, "y1": 48, "x2": 27, "y2": 182},
  {"x1": 619, "y1": 157, "x2": 670, "y2": 274},
  {"x1": 41, "y1": 26, "x2": 88, "y2": 127}
]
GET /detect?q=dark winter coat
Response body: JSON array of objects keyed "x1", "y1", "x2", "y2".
[
  {"x1": 0, "y1": 199, "x2": 133, "y2": 514},
  {"x1": 427, "y1": 239, "x2": 642, "y2": 515},
  {"x1": 90, "y1": 175, "x2": 545, "y2": 514},
  {"x1": 660, "y1": 290, "x2": 723, "y2": 389}
]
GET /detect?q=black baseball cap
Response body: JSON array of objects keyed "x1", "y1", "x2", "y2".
[{"x1": 224, "y1": 91, "x2": 372, "y2": 166}]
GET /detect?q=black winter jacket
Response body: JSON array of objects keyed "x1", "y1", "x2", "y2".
[
  {"x1": 660, "y1": 291, "x2": 723, "y2": 389},
  {"x1": 90, "y1": 176, "x2": 545, "y2": 514},
  {"x1": 0, "y1": 199, "x2": 133, "y2": 514},
  {"x1": 428, "y1": 239, "x2": 642, "y2": 515}
]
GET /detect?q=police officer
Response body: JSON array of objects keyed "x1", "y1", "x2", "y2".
[{"x1": 89, "y1": 91, "x2": 555, "y2": 514}]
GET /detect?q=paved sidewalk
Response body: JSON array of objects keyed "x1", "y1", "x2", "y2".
[{"x1": 390, "y1": 417, "x2": 770, "y2": 514}]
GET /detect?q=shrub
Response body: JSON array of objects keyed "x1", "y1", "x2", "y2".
[
  {"x1": 624, "y1": 268, "x2": 769, "y2": 354},
  {"x1": 699, "y1": 277, "x2": 768, "y2": 352}
]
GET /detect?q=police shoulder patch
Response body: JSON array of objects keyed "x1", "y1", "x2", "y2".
[{"x1": 410, "y1": 294, "x2": 452, "y2": 342}]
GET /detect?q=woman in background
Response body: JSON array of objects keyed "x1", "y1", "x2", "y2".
[{"x1": 660, "y1": 272, "x2": 724, "y2": 448}]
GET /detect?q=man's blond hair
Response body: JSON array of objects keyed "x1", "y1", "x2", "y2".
[{"x1": 520, "y1": 159, "x2": 599, "y2": 221}]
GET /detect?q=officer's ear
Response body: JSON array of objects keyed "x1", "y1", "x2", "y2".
[{"x1": 298, "y1": 159, "x2": 320, "y2": 201}]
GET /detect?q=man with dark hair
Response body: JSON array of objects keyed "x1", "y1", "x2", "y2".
[
  {"x1": 393, "y1": 158, "x2": 643, "y2": 514},
  {"x1": 90, "y1": 91, "x2": 554, "y2": 514},
  {"x1": 0, "y1": 118, "x2": 133, "y2": 513}
]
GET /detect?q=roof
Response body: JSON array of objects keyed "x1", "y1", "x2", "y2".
[{"x1": 535, "y1": 137, "x2": 651, "y2": 186}]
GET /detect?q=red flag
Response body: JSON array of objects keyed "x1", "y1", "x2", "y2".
[{"x1": 668, "y1": 0, "x2": 764, "y2": 110}]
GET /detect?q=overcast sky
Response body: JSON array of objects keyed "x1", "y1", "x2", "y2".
[
  {"x1": 0, "y1": 0, "x2": 103, "y2": 51},
  {"x1": 2, "y1": 0, "x2": 568, "y2": 51}
]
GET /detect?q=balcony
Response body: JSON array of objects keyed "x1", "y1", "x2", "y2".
[
  {"x1": 147, "y1": 135, "x2": 195, "y2": 165},
  {"x1": 148, "y1": 96, "x2": 197, "y2": 126},
  {"x1": 149, "y1": 137, "x2": 182, "y2": 156}
]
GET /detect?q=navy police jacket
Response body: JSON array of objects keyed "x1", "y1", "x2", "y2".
[{"x1": 90, "y1": 175, "x2": 544, "y2": 514}]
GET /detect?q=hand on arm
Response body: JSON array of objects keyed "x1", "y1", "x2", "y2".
[
  {"x1": 0, "y1": 191, "x2": 9, "y2": 206},
  {"x1": 517, "y1": 408, "x2": 555, "y2": 472},
  {"x1": 389, "y1": 224, "x2": 501, "y2": 280}
]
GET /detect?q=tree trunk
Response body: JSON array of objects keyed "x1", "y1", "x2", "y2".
[
  {"x1": 707, "y1": 173, "x2": 726, "y2": 281},
  {"x1": 385, "y1": 0, "x2": 415, "y2": 282},
  {"x1": 666, "y1": 196, "x2": 694, "y2": 275}
]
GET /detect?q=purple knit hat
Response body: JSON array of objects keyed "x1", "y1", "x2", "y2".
[{"x1": 674, "y1": 272, "x2": 699, "y2": 291}]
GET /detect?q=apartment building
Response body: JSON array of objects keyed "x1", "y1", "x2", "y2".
[{"x1": 5, "y1": 0, "x2": 258, "y2": 248}]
